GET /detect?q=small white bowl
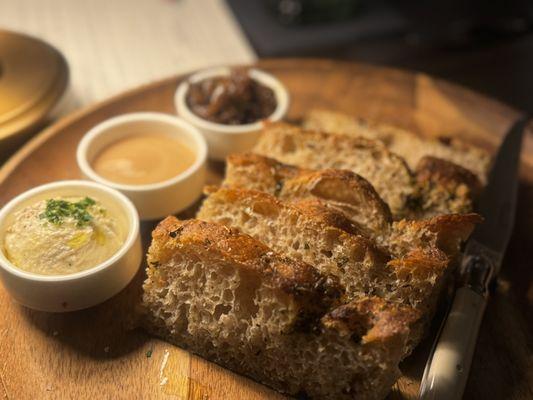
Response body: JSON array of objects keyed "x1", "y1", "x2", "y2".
[
  {"x1": 175, "y1": 66, "x2": 290, "y2": 160},
  {"x1": 77, "y1": 112, "x2": 207, "y2": 220},
  {"x1": 0, "y1": 180, "x2": 142, "y2": 312}
]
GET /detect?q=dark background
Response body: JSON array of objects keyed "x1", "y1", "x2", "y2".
[{"x1": 228, "y1": 0, "x2": 533, "y2": 113}]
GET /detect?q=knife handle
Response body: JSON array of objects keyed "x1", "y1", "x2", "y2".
[{"x1": 419, "y1": 287, "x2": 487, "y2": 400}]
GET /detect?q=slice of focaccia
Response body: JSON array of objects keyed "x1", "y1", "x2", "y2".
[
  {"x1": 223, "y1": 153, "x2": 480, "y2": 255},
  {"x1": 197, "y1": 187, "x2": 390, "y2": 303},
  {"x1": 413, "y1": 156, "x2": 483, "y2": 217},
  {"x1": 303, "y1": 108, "x2": 491, "y2": 183},
  {"x1": 197, "y1": 187, "x2": 480, "y2": 315},
  {"x1": 225, "y1": 153, "x2": 392, "y2": 238},
  {"x1": 253, "y1": 122, "x2": 415, "y2": 217},
  {"x1": 142, "y1": 217, "x2": 419, "y2": 400},
  {"x1": 253, "y1": 122, "x2": 482, "y2": 219}
]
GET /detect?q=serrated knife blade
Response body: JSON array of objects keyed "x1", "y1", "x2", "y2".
[{"x1": 419, "y1": 116, "x2": 527, "y2": 400}]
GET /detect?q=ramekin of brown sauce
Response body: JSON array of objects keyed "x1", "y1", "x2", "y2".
[
  {"x1": 76, "y1": 112, "x2": 207, "y2": 220},
  {"x1": 175, "y1": 67, "x2": 289, "y2": 160}
]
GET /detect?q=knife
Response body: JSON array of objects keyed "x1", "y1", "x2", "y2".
[{"x1": 419, "y1": 116, "x2": 528, "y2": 400}]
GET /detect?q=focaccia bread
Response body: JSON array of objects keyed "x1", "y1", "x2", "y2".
[
  {"x1": 253, "y1": 122, "x2": 482, "y2": 219},
  {"x1": 198, "y1": 187, "x2": 480, "y2": 317},
  {"x1": 142, "y1": 115, "x2": 485, "y2": 400},
  {"x1": 303, "y1": 108, "x2": 491, "y2": 184},
  {"x1": 142, "y1": 217, "x2": 419, "y2": 400},
  {"x1": 225, "y1": 152, "x2": 480, "y2": 230},
  {"x1": 253, "y1": 122, "x2": 414, "y2": 216},
  {"x1": 414, "y1": 155, "x2": 483, "y2": 217},
  {"x1": 225, "y1": 153, "x2": 392, "y2": 238}
]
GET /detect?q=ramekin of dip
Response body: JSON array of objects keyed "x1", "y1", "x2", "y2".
[
  {"x1": 77, "y1": 112, "x2": 207, "y2": 220},
  {"x1": 0, "y1": 180, "x2": 141, "y2": 312},
  {"x1": 175, "y1": 66, "x2": 290, "y2": 160}
]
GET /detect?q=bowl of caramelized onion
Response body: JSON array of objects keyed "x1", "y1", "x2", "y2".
[{"x1": 175, "y1": 66, "x2": 289, "y2": 160}]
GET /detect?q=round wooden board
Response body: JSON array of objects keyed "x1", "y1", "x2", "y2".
[{"x1": 0, "y1": 59, "x2": 531, "y2": 400}]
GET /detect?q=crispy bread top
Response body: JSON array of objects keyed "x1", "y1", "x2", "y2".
[
  {"x1": 150, "y1": 217, "x2": 341, "y2": 301},
  {"x1": 415, "y1": 156, "x2": 483, "y2": 196},
  {"x1": 253, "y1": 122, "x2": 414, "y2": 215},
  {"x1": 199, "y1": 186, "x2": 381, "y2": 257},
  {"x1": 321, "y1": 296, "x2": 420, "y2": 346},
  {"x1": 304, "y1": 108, "x2": 491, "y2": 183},
  {"x1": 226, "y1": 153, "x2": 392, "y2": 234},
  {"x1": 388, "y1": 213, "x2": 482, "y2": 258}
]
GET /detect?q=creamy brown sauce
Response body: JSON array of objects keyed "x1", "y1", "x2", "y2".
[{"x1": 92, "y1": 133, "x2": 196, "y2": 185}]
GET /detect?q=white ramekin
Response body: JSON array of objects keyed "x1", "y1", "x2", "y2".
[
  {"x1": 175, "y1": 66, "x2": 290, "y2": 160},
  {"x1": 0, "y1": 180, "x2": 142, "y2": 312},
  {"x1": 76, "y1": 112, "x2": 207, "y2": 220}
]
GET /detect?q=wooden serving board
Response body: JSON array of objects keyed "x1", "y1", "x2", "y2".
[{"x1": 0, "y1": 59, "x2": 531, "y2": 400}]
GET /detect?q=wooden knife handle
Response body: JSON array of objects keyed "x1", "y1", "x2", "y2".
[{"x1": 419, "y1": 287, "x2": 487, "y2": 400}]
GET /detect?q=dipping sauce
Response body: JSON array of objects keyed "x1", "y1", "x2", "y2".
[
  {"x1": 186, "y1": 68, "x2": 276, "y2": 125},
  {"x1": 3, "y1": 196, "x2": 125, "y2": 275},
  {"x1": 91, "y1": 133, "x2": 196, "y2": 185}
]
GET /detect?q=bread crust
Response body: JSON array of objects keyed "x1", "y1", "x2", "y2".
[
  {"x1": 253, "y1": 122, "x2": 414, "y2": 215},
  {"x1": 322, "y1": 296, "x2": 420, "y2": 346},
  {"x1": 199, "y1": 186, "x2": 469, "y2": 306},
  {"x1": 387, "y1": 213, "x2": 482, "y2": 258},
  {"x1": 416, "y1": 156, "x2": 482, "y2": 192},
  {"x1": 253, "y1": 122, "x2": 485, "y2": 219},
  {"x1": 407, "y1": 156, "x2": 483, "y2": 217},
  {"x1": 224, "y1": 153, "x2": 481, "y2": 259},
  {"x1": 226, "y1": 153, "x2": 392, "y2": 236},
  {"x1": 199, "y1": 185, "x2": 383, "y2": 257}
]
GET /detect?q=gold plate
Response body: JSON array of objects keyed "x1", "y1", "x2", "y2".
[{"x1": 0, "y1": 30, "x2": 68, "y2": 158}]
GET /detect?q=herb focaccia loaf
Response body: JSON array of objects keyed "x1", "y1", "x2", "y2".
[
  {"x1": 223, "y1": 153, "x2": 480, "y2": 245},
  {"x1": 142, "y1": 117, "x2": 485, "y2": 400},
  {"x1": 414, "y1": 155, "x2": 483, "y2": 217},
  {"x1": 303, "y1": 108, "x2": 491, "y2": 184},
  {"x1": 197, "y1": 186, "x2": 480, "y2": 317},
  {"x1": 253, "y1": 122, "x2": 482, "y2": 219},
  {"x1": 225, "y1": 153, "x2": 392, "y2": 238},
  {"x1": 142, "y1": 217, "x2": 420, "y2": 400},
  {"x1": 253, "y1": 122, "x2": 414, "y2": 216}
]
